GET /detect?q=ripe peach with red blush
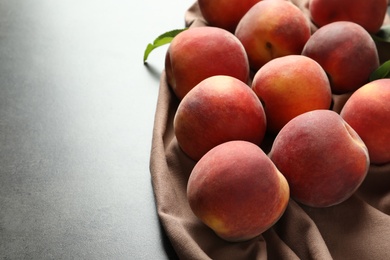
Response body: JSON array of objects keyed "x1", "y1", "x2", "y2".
[
  {"x1": 340, "y1": 79, "x2": 390, "y2": 165},
  {"x1": 309, "y1": 0, "x2": 388, "y2": 34},
  {"x1": 269, "y1": 110, "x2": 369, "y2": 208},
  {"x1": 165, "y1": 26, "x2": 250, "y2": 100},
  {"x1": 187, "y1": 140, "x2": 290, "y2": 242},
  {"x1": 251, "y1": 55, "x2": 332, "y2": 134},
  {"x1": 235, "y1": 0, "x2": 311, "y2": 71},
  {"x1": 302, "y1": 21, "x2": 380, "y2": 94},
  {"x1": 198, "y1": 0, "x2": 262, "y2": 32},
  {"x1": 174, "y1": 75, "x2": 266, "y2": 161}
]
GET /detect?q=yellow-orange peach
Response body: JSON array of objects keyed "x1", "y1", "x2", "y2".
[
  {"x1": 165, "y1": 27, "x2": 250, "y2": 100},
  {"x1": 187, "y1": 140, "x2": 290, "y2": 242},
  {"x1": 198, "y1": 0, "x2": 262, "y2": 32},
  {"x1": 251, "y1": 55, "x2": 332, "y2": 135},
  {"x1": 174, "y1": 75, "x2": 266, "y2": 161},
  {"x1": 340, "y1": 79, "x2": 390, "y2": 165},
  {"x1": 309, "y1": 0, "x2": 388, "y2": 34},
  {"x1": 235, "y1": 0, "x2": 311, "y2": 71},
  {"x1": 302, "y1": 21, "x2": 380, "y2": 94},
  {"x1": 269, "y1": 110, "x2": 369, "y2": 207}
]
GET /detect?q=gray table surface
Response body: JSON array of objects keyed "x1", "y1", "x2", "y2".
[{"x1": 0, "y1": 0, "x2": 192, "y2": 259}]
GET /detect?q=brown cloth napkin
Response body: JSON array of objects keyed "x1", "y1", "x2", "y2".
[{"x1": 150, "y1": 1, "x2": 390, "y2": 259}]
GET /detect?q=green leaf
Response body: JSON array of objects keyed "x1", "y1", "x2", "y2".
[
  {"x1": 143, "y1": 28, "x2": 187, "y2": 63},
  {"x1": 371, "y1": 25, "x2": 390, "y2": 43},
  {"x1": 369, "y1": 60, "x2": 390, "y2": 81}
]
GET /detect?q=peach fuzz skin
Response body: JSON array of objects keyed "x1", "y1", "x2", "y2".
[
  {"x1": 269, "y1": 110, "x2": 369, "y2": 208},
  {"x1": 165, "y1": 27, "x2": 250, "y2": 100},
  {"x1": 302, "y1": 21, "x2": 379, "y2": 94},
  {"x1": 187, "y1": 140, "x2": 290, "y2": 242},
  {"x1": 251, "y1": 55, "x2": 332, "y2": 135},
  {"x1": 235, "y1": 0, "x2": 311, "y2": 71},
  {"x1": 309, "y1": 0, "x2": 388, "y2": 34},
  {"x1": 198, "y1": 0, "x2": 262, "y2": 33},
  {"x1": 340, "y1": 79, "x2": 390, "y2": 165},
  {"x1": 174, "y1": 75, "x2": 266, "y2": 161}
]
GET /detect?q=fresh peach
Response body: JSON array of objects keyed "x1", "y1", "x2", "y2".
[
  {"x1": 340, "y1": 79, "x2": 390, "y2": 165},
  {"x1": 235, "y1": 0, "x2": 311, "y2": 71},
  {"x1": 187, "y1": 140, "x2": 290, "y2": 242},
  {"x1": 165, "y1": 26, "x2": 250, "y2": 100},
  {"x1": 198, "y1": 0, "x2": 262, "y2": 33},
  {"x1": 251, "y1": 55, "x2": 332, "y2": 135},
  {"x1": 309, "y1": 0, "x2": 388, "y2": 34},
  {"x1": 269, "y1": 110, "x2": 369, "y2": 208},
  {"x1": 174, "y1": 75, "x2": 266, "y2": 161},
  {"x1": 302, "y1": 21, "x2": 380, "y2": 94}
]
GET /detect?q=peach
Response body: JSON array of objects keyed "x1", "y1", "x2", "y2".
[
  {"x1": 165, "y1": 26, "x2": 250, "y2": 100},
  {"x1": 251, "y1": 55, "x2": 332, "y2": 135},
  {"x1": 340, "y1": 79, "x2": 390, "y2": 165},
  {"x1": 269, "y1": 110, "x2": 369, "y2": 207},
  {"x1": 187, "y1": 140, "x2": 290, "y2": 242},
  {"x1": 198, "y1": 0, "x2": 262, "y2": 33},
  {"x1": 302, "y1": 21, "x2": 380, "y2": 94},
  {"x1": 309, "y1": 0, "x2": 388, "y2": 34},
  {"x1": 235, "y1": 0, "x2": 311, "y2": 71},
  {"x1": 174, "y1": 75, "x2": 266, "y2": 161}
]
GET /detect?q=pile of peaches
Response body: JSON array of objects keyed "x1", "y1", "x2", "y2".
[{"x1": 164, "y1": 0, "x2": 390, "y2": 242}]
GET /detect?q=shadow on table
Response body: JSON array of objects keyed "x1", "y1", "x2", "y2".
[
  {"x1": 144, "y1": 63, "x2": 164, "y2": 83},
  {"x1": 159, "y1": 219, "x2": 180, "y2": 260}
]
